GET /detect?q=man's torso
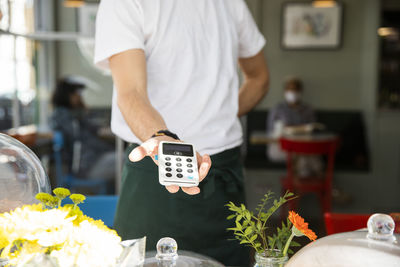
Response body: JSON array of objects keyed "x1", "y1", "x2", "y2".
[{"x1": 110, "y1": 0, "x2": 245, "y2": 155}]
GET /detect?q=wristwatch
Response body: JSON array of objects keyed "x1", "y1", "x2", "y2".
[{"x1": 151, "y1": 130, "x2": 180, "y2": 140}]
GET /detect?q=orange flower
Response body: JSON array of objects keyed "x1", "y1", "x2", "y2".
[{"x1": 288, "y1": 211, "x2": 317, "y2": 241}]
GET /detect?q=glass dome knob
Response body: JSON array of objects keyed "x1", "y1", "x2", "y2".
[
  {"x1": 156, "y1": 237, "x2": 178, "y2": 262},
  {"x1": 367, "y1": 213, "x2": 395, "y2": 242}
]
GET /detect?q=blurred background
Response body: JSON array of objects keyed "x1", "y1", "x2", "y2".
[{"x1": 0, "y1": 0, "x2": 399, "y2": 236}]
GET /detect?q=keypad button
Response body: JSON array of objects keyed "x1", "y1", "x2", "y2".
[
  {"x1": 187, "y1": 169, "x2": 194, "y2": 173},
  {"x1": 177, "y1": 174, "x2": 183, "y2": 178},
  {"x1": 166, "y1": 173, "x2": 172, "y2": 177},
  {"x1": 165, "y1": 167, "x2": 172, "y2": 172},
  {"x1": 186, "y1": 158, "x2": 192, "y2": 162},
  {"x1": 176, "y1": 168, "x2": 183, "y2": 173},
  {"x1": 176, "y1": 158, "x2": 182, "y2": 162},
  {"x1": 165, "y1": 157, "x2": 171, "y2": 161},
  {"x1": 176, "y1": 163, "x2": 182, "y2": 167},
  {"x1": 187, "y1": 164, "x2": 193, "y2": 168},
  {"x1": 165, "y1": 162, "x2": 172, "y2": 166}
]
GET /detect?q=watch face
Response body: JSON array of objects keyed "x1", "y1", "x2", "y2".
[{"x1": 162, "y1": 143, "x2": 194, "y2": 157}]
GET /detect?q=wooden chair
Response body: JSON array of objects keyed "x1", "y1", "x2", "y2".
[{"x1": 280, "y1": 137, "x2": 339, "y2": 216}]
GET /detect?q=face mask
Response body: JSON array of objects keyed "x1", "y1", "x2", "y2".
[{"x1": 285, "y1": 91, "x2": 300, "y2": 104}]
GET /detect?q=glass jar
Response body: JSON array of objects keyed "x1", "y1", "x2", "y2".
[{"x1": 254, "y1": 250, "x2": 288, "y2": 267}]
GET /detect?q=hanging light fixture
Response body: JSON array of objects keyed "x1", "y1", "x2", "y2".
[
  {"x1": 312, "y1": 0, "x2": 337, "y2": 8},
  {"x1": 64, "y1": 0, "x2": 85, "y2": 8}
]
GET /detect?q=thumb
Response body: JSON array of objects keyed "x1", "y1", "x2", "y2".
[
  {"x1": 129, "y1": 139, "x2": 159, "y2": 162},
  {"x1": 129, "y1": 146, "x2": 147, "y2": 162}
]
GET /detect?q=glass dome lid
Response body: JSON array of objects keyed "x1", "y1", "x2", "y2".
[{"x1": 0, "y1": 133, "x2": 50, "y2": 213}]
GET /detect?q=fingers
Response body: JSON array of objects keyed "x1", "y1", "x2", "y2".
[
  {"x1": 198, "y1": 154, "x2": 211, "y2": 182},
  {"x1": 165, "y1": 185, "x2": 201, "y2": 195},
  {"x1": 182, "y1": 186, "x2": 201, "y2": 195},
  {"x1": 165, "y1": 185, "x2": 180, "y2": 193},
  {"x1": 129, "y1": 139, "x2": 159, "y2": 162},
  {"x1": 175, "y1": 153, "x2": 211, "y2": 196}
]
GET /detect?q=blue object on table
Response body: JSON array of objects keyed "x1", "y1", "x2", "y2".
[
  {"x1": 79, "y1": 195, "x2": 119, "y2": 228},
  {"x1": 53, "y1": 131, "x2": 108, "y2": 194}
]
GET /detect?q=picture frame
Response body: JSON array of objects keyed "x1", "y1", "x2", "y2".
[{"x1": 281, "y1": 2, "x2": 344, "y2": 50}]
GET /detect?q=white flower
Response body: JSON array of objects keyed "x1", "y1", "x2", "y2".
[{"x1": 1, "y1": 204, "x2": 123, "y2": 267}]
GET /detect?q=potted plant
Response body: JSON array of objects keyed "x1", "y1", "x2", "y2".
[{"x1": 226, "y1": 191, "x2": 317, "y2": 267}]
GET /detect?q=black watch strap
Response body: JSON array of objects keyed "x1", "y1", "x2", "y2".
[{"x1": 151, "y1": 130, "x2": 180, "y2": 140}]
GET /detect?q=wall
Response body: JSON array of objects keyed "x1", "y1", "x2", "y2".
[
  {"x1": 247, "y1": 0, "x2": 365, "y2": 110},
  {"x1": 55, "y1": 3, "x2": 113, "y2": 108}
]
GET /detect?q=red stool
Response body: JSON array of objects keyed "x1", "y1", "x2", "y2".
[
  {"x1": 280, "y1": 136, "x2": 338, "y2": 217},
  {"x1": 324, "y1": 212, "x2": 370, "y2": 235}
]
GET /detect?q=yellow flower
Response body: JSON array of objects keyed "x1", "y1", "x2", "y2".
[
  {"x1": 53, "y1": 188, "x2": 71, "y2": 200},
  {"x1": 35, "y1": 192, "x2": 53, "y2": 203},
  {"x1": 35, "y1": 193, "x2": 58, "y2": 208},
  {"x1": 70, "y1": 194, "x2": 86, "y2": 205}
]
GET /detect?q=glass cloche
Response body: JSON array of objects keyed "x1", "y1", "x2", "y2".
[
  {"x1": 286, "y1": 213, "x2": 400, "y2": 267},
  {"x1": 144, "y1": 238, "x2": 224, "y2": 267},
  {"x1": 0, "y1": 133, "x2": 50, "y2": 213}
]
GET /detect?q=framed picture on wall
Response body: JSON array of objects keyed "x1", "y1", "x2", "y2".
[{"x1": 281, "y1": 2, "x2": 343, "y2": 50}]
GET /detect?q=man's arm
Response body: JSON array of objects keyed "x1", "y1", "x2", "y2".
[
  {"x1": 109, "y1": 49, "x2": 167, "y2": 141},
  {"x1": 238, "y1": 51, "x2": 269, "y2": 117},
  {"x1": 109, "y1": 49, "x2": 211, "y2": 195}
]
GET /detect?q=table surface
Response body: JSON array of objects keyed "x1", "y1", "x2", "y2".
[{"x1": 250, "y1": 131, "x2": 338, "y2": 145}]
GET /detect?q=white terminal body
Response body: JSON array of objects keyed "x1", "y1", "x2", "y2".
[{"x1": 158, "y1": 141, "x2": 199, "y2": 187}]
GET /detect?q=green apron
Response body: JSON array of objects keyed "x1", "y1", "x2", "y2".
[{"x1": 114, "y1": 144, "x2": 249, "y2": 266}]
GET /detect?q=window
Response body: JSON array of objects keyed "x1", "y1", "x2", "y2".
[{"x1": 0, "y1": 0, "x2": 37, "y2": 128}]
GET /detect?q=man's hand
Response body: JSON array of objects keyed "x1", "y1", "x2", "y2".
[{"x1": 129, "y1": 136, "x2": 212, "y2": 195}]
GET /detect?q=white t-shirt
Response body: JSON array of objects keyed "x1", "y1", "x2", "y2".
[{"x1": 95, "y1": 0, "x2": 265, "y2": 155}]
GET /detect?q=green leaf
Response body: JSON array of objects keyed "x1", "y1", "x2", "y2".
[
  {"x1": 257, "y1": 221, "x2": 262, "y2": 231},
  {"x1": 291, "y1": 241, "x2": 301, "y2": 247},
  {"x1": 227, "y1": 214, "x2": 235, "y2": 220},
  {"x1": 240, "y1": 240, "x2": 250, "y2": 244},
  {"x1": 245, "y1": 210, "x2": 252, "y2": 221},
  {"x1": 235, "y1": 214, "x2": 243, "y2": 222},
  {"x1": 244, "y1": 227, "x2": 253, "y2": 236},
  {"x1": 235, "y1": 220, "x2": 242, "y2": 230},
  {"x1": 250, "y1": 234, "x2": 258, "y2": 242}
]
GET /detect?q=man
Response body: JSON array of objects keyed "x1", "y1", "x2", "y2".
[{"x1": 95, "y1": 0, "x2": 269, "y2": 265}]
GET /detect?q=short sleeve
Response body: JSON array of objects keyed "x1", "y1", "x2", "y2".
[
  {"x1": 94, "y1": 0, "x2": 144, "y2": 70},
  {"x1": 236, "y1": 0, "x2": 266, "y2": 58}
]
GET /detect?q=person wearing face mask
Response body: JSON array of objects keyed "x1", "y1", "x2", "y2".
[
  {"x1": 266, "y1": 77, "x2": 323, "y2": 177},
  {"x1": 268, "y1": 77, "x2": 316, "y2": 134}
]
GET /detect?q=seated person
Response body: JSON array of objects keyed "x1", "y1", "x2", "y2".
[
  {"x1": 50, "y1": 77, "x2": 116, "y2": 183},
  {"x1": 267, "y1": 77, "x2": 322, "y2": 177}
]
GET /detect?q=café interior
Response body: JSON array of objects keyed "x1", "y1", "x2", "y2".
[{"x1": 0, "y1": 0, "x2": 399, "y2": 266}]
